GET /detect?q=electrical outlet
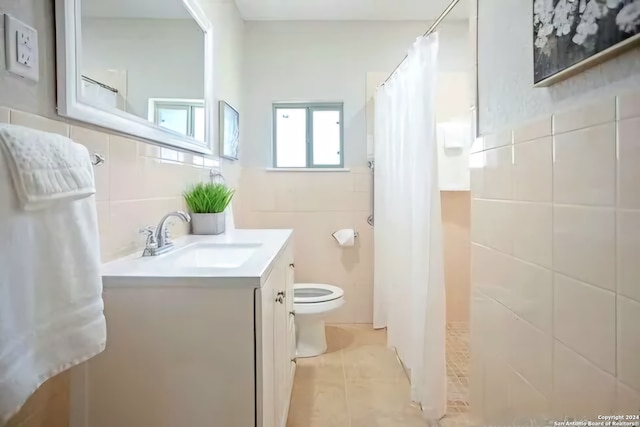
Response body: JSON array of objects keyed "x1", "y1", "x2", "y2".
[
  {"x1": 16, "y1": 28, "x2": 35, "y2": 68},
  {"x1": 3, "y1": 14, "x2": 39, "y2": 82},
  {"x1": 18, "y1": 29, "x2": 33, "y2": 49}
]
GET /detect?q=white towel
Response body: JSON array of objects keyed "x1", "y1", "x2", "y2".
[
  {"x1": 0, "y1": 124, "x2": 95, "y2": 210},
  {"x1": 0, "y1": 132, "x2": 106, "y2": 423}
]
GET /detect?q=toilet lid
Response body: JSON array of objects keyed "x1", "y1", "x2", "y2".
[{"x1": 294, "y1": 283, "x2": 344, "y2": 303}]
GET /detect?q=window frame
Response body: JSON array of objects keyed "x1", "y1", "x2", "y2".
[
  {"x1": 272, "y1": 102, "x2": 344, "y2": 169},
  {"x1": 148, "y1": 98, "x2": 205, "y2": 140}
]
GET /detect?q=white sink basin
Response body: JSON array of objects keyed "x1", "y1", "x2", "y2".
[
  {"x1": 168, "y1": 242, "x2": 262, "y2": 269},
  {"x1": 101, "y1": 230, "x2": 293, "y2": 287}
]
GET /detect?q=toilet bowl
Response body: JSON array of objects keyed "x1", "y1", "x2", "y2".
[{"x1": 293, "y1": 283, "x2": 345, "y2": 358}]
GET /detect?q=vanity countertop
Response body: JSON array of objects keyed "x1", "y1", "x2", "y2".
[{"x1": 101, "y1": 229, "x2": 293, "y2": 288}]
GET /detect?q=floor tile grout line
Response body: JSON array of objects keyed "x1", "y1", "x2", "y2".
[
  {"x1": 340, "y1": 349, "x2": 352, "y2": 427},
  {"x1": 287, "y1": 324, "x2": 470, "y2": 427}
]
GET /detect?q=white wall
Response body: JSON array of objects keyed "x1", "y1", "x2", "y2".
[
  {"x1": 470, "y1": 91, "x2": 640, "y2": 426},
  {"x1": 82, "y1": 18, "x2": 205, "y2": 119},
  {"x1": 478, "y1": 0, "x2": 640, "y2": 135},
  {"x1": 199, "y1": 0, "x2": 244, "y2": 183},
  {"x1": 364, "y1": 21, "x2": 472, "y2": 189},
  {"x1": 242, "y1": 21, "x2": 435, "y2": 167},
  {"x1": 0, "y1": 0, "x2": 57, "y2": 117},
  {"x1": 204, "y1": 0, "x2": 244, "y2": 114},
  {"x1": 0, "y1": 0, "x2": 244, "y2": 425},
  {"x1": 0, "y1": 0, "x2": 244, "y2": 163}
]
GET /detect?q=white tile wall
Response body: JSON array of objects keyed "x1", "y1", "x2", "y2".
[
  {"x1": 553, "y1": 205, "x2": 616, "y2": 291},
  {"x1": 553, "y1": 97, "x2": 616, "y2": 134},
  {"x1": 617, "y1": 116, "x2": 640, "y2": 209},
  {"x1": 484, "y1": 200, "x2": 514, "y2": 254},
  {"x1": 237, "y1": 167, "x2": 373, "y2": 323},
  {"x1": 618, "y1": 210, "x2": 640, "y2": 302},
  {"x1": 617, "y1": 92, "x2": 640, "y2": 121},
  {"x1": 1, "y1": 106, "x2": 212, "y2": 262},
  {"x1": 617, "y1": 296, "x2": 640, "y2": 391},
  {"x1": 10, "y1": 110, "x2": 70, "y2": 136},
  {"x1": 513, "y1": 137, "x2": 552, "y2": 202},
  {"x1": 509, "y1": 258, "x2": 552, "y2": 333},
  {"x1": 616, "y1": 381, "x2": 640, "y2": 414},
  {"x1": 512, "y1": 202, "x2": 552, "y2": 268},
  {"x1": 483, "y1": 357, "x2": 511, "y2": 423},
  {"x1": 469, "y1": 153, "x2": 485, "y2": 199},
  {"x1": 554, "y1": 274, "x2": 616, "y2": 374},
  {"x1": 483, "y1": 145, "x2": 513, "y2": 200},
  {"x1": 512, "y1": 116, "x2": 552, "y2": 144},
  {"x1": 507, "y1": 314, "x2": 553, "y2": 397},
  {"x1": 470, "y1": 94, "x2": 640, "y2": 425},
  {"x1": 553, "y1": 123, "x2": 616, "y2": 206},
  {"x1": 552, "y1": 341, "x2": 616, "y2": 418},
  {"x1": 483, "y1": 129, "x2": 513, "y2": 151},
  {"x1": 70, "y1": 127, "x2": 110, "y2": 202},
  {"x1": 508, "y1": 370, "x2": 550, "y2": 421}
]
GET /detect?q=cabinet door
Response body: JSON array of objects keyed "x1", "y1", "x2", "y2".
[
  {"x1": 259, "y1": 268, "x2": 277, "y2": 427},
  {"x1": 274, "y1": 288, "x2": 289, "y2": 427},
  {"x1": 284, "y1": 243, "x2": 295, "y2": 315},
  {"x1": 284, "y1": 244, "x2": 296, "y2": 394},
  {"x1": 262, "y1": 244, "x2": 296, "y2": 427},
  {"x1": 281, "y1": 244, "x2": 296, "y2": 427}
]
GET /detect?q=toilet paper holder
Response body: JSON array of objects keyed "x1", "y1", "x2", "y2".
[
  {"x1": 334, "y1": 230, "x2": 358, "y2": 237},
  {"x1": 331, "y1": 228, "x2": 360, "y2": 246}
]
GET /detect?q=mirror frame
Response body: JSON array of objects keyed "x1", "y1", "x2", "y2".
[{"x1": 54, "y1": 0, "x2": 215, "y2": 155}]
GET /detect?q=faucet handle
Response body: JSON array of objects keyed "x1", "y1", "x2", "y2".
[
  {"x1": 139, "y1": 226, "x2": 157, "y2": 247},
  {"x1": 139, "y1": 226, "x2": 156, "y2": 235}
]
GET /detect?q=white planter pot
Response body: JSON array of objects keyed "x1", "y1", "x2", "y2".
[{"x1": 191, "y1": 212, "x2": 225, "y2": 235}]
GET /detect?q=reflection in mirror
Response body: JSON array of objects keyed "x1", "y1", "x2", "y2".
[{"x1": 79, "y1": 0, "x2": 205, "y2": 141}]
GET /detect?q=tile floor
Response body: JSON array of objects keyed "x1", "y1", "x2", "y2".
[
  {"x1": 440, "y1": 322, "x2": 472, "y2": 427},
  {"x1": 287, "y1": 323, "x2": 470, "y2": 427}
]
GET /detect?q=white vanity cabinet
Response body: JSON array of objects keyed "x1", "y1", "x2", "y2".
[
  {"x1": 73, "y1": 231, "x2": 296, "y2": 427},
  {"x1": 257, "y1": 242, "x2": 296, "y2": 427}
]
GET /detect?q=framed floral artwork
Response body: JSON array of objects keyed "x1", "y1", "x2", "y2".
[
  {"x1": 219, "y1": 100, "x2": 239, "y2": 160},
  {"x1": 533, "y1": 0, "x2": 640, "y2": 86}
]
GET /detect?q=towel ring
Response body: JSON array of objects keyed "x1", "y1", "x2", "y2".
[
  {"x1": 91, "y1": 153, "x2": 105, "y2": 166},
  {"x1": 209, "y1": 169, "x2": 225, "y2": 184}
]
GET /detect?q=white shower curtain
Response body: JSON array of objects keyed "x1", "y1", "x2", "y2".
[{"x1": 373, "y1": 33, "x2": 446, "y2": 420}]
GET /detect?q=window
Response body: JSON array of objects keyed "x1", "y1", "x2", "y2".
[
  {"x1": 148, "y1": 99, "x2": 205, "y2": 142},
  {"x1": 273, "y1": 103, "x2": 344, "y2": 168}
]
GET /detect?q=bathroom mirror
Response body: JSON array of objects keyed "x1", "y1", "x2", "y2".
[{"x1": 55, "y1": 0, "x2": 214, "y2": 154}]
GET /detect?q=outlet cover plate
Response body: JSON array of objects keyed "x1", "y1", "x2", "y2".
[{"x1": 3, "y1": 13, "x2": 39, "y2": 82}]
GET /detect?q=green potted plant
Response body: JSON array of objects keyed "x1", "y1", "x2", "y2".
[{"x1": 183, "y1": 182, "x2": 235, "y2": 235}]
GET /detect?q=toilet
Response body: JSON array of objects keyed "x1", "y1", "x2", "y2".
[{"x1": 293, "y1": 283, "x2": 345, "y2": 358}]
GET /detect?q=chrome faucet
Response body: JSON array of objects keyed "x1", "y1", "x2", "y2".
[{"x1": 140, "y1": 211, "x2": 191, "y2": 257}]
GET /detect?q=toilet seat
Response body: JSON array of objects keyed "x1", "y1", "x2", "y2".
[
  {"x1": 293, "y1": 283, "x2": 345, "y2": 357},
  {"x1": 294, "y1": 284, "x2": 344, "y2": 304}
]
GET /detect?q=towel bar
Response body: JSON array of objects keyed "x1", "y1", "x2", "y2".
[{"x1": 91, "y1": 153, "x2": 105, "y2": 166}]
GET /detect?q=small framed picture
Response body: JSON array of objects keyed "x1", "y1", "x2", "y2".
[{"x1": 219, "y1": 100, "x2": 239, "y2": 160}]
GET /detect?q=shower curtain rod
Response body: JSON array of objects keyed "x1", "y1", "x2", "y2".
[{"x1": 382, "y1": 0, "x2": 461, "y2": 86}]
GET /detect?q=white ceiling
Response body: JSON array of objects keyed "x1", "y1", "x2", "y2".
[
  {"x1": 233, "y1": 0, "x2": 469, "y2": 21},
  {"x1": 82, "y1": 0, "x2": 193, "y2": 19},
  {"x1": 82, "y1": 0, "x2": 468, "y2": 21}
]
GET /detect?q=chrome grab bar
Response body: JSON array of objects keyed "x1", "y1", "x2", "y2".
[{"x1": 367, "y1": 160, "x2": 374, "y2": 226}]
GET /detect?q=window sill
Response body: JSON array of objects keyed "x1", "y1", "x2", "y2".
[{"x1": 265, "y1": 167, "x2": 351, "y2": 172}]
